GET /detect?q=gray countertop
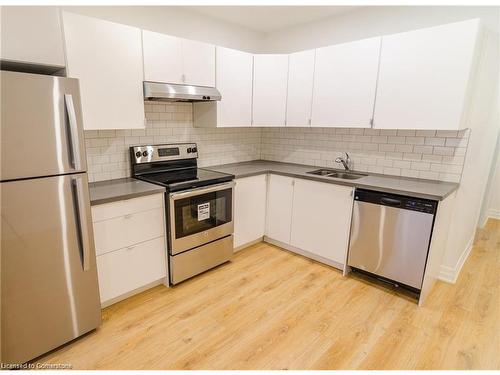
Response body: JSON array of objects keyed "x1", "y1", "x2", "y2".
[
  {"x1": 89, "y1": 178, "x2": 165, "y2": 205},
  {"x1": 206, "y1": 160, "x2": 458, "y2": 201}
]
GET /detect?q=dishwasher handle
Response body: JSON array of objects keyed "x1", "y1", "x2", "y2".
[{"x1": 380, "y1": 197, "x2": 402, "y2": 207}]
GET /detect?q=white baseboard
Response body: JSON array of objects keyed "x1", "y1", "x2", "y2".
[
  {"x1": 263, "y1": 236, "x2": 344, "y2": 271},
  {"x1": 438, "y1": 236, "x2": 474, "y2": 284},
  {"x1": 487, "y1": 208, "x2": 500, "y2": 221},
  {"x1": 233, "y1": 237, "x2": 263, "y2": 252}
]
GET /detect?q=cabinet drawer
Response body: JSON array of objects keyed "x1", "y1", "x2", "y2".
[
  {"x1": 96, "y1": 236, "x2": 167, "y2": 303},
  {"x1": 92, "y1": 193, "x2": 163, "y2": 222},
  {"x1": 93, "y1": 207, "x2": 164, "y2": 256}
]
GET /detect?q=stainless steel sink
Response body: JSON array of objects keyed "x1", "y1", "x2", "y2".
[{"x1": 307, "y1": 168, "x2": 368, "y2": 180}]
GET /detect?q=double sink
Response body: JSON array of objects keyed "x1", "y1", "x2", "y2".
[{"x1": 307, "y1": 168, "x2": 368, "y2": 180}]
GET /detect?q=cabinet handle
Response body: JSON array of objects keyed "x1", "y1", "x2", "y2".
[{"x1": 181, "y1": 74, "x2": 186, "y2": 83}]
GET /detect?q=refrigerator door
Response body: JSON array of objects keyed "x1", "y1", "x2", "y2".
[
  {"x1": 0, "y1": 71, "x2": 87, "y2": 181},
  {"x1": 1, "y1": 173, "x2": 101, "y2": 364}
]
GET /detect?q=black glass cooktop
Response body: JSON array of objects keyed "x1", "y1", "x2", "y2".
[{"x1": 137, "y1": 167, "x2": 234, "y2": 192}]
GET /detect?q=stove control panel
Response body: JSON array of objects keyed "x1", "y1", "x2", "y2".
[{"x1": 130, "y1": 143, "x2": 198, "y2": 164}]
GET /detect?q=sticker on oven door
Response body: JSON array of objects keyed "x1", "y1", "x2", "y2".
[{"x1": 197, "y1": 202, "x2": 210, "y2": 221}]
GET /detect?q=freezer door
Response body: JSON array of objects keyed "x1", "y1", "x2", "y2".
[
  {"x1": 0, "y1": 71, "x2": 87, "y2": 181},
  {"x1": 1, "y1": 173, "x2": 101, "y2": 364},
  {"x1": 347, "y1": 201, "x2": 434, "y2": 289}
]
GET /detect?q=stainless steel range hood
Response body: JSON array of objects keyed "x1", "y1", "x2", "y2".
[{"x1": 143, "y1": 81, "x2": 221, "y2": 102}]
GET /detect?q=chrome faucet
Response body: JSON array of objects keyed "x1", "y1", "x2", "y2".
[{"x1": 335, "y1": 152, "x2": 351, "y2": 171}]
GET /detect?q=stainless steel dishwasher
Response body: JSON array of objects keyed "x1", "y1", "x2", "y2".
[{"x1": 347, "y1": 189, "x2": 437, "y2": 291}]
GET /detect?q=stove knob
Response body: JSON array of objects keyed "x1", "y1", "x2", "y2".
[
  {"x1": 187, "y1": 148, "x2": 192, "y2": 153},
  {"x1": 135, "y1": 151, "x2": 142, "y2": 158},
  {"x1": 192, "y1": 147, "x2": 197, "y2": 153},
  {"x1": 142, "y1": 151, "x2": 149, "y2": 157}
]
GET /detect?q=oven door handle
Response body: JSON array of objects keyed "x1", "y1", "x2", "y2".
[{"x1": 169, "y1": 181, "x2": 235, "y2": 201}]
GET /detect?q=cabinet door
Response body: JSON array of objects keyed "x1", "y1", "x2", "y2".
[
  {"x1": 286, "y1": 50, "x2": 315, "y2": 127},
  {"x1": 142, "y1": 30, "x2": 183, "y2": 84},
  {"x1": 311, "y1": 37, "x2": 381, "y2": 128},
  {"x1": 290, "y1": 179, "x2": 353, "y2": 266},
  {"x1": 182, "y1": 39, "x2": 215, "y2": 86},
  {"x1": 1, "y1": 6, "x2": 65, "y2": 67},
  {"x1": 252, "y1": 54, "x2": 289, "y2": 126},
  {"x1": 373, "y1": 19, "x2": 480, "y2": 130},
  {"x1": 96, "y1": 237, "x2": 166, "y2": 303},
  {"x1": 63, "y1": 12, "x2": 144, "y2": 130},
  {"x1": 234, "y1": 175, "x2": 267, "y2": 248},
  {"x1": 266, "y1": 174, "x2": 294, "y2": 243},
  {"x1": 216, "y1": 47, "x2": 253, "y2": 127},
  {"x1": 93, "y1": 207, "x2": 165, "y2": 256}
]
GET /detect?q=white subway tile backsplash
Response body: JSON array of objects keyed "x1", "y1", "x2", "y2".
[
  {"x1": 396, "y1": 129, "x2": 416, "y2": 136},
  {"x1": 395, "y1": 144, "x2": 414, "y2": 153},
  {"x1": 405, "y1": 136, "x2": 425, "y2": 145},
  {"x1": 388, "y1": 136, "x2": 406, "y2": 144},
  {"x1": 415, "y1": 130, "x2": 436, "y2": 137},
  {"x1": 84, "y1": 102, "x2": 470, "y2": 183},
  {"x1": 261, "y1": 127, "x2": 469, "y2": 182},
  {"x1": 85, "y1": 102, "x2": 261, "y2": 182}
]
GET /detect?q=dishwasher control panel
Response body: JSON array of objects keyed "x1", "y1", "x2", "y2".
[{"x1": 354, "y1": 189, "x2": 437, "y2": 214}]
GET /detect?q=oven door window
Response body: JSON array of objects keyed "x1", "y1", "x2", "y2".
[{"x1": 174, "y1": 188, "x2": 232, "y2": 239}]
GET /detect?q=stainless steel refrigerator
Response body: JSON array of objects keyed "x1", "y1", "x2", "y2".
[{"x1": 1, "y1": 70, "x2": 101, "y2": 364}]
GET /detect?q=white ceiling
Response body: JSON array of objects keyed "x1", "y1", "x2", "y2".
[{"x1": 184, "y1": 6, "x2": 359, "y2": 33}]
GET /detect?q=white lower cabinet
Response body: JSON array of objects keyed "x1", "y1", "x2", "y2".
[
  {"x1": 290, "y1": 179, "x2": 354, "y2": 266},
  {"x1": 234, "y1": 175, "x2": 267, "y2": 249},
  {"x1": 91, "y1": 193, "x2": 167, "y2": 306},
  {"x1": 264, "y1": 174, "x2": 354, "y2": 269},
  {"x1": 96, "y1": 237, "x2": 166, "y2": 303},
  {"x1": 265, "y1": 174, "x2": 295, "y2": 244}
]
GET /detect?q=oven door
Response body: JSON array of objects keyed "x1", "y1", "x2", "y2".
[{"x1": 169, "y1": 181, "x2": 234, "y2": 255}]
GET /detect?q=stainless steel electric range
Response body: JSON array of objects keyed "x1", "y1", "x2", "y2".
[{"x1": 130, "y1": 143, "x2": 235, "y2": 285}]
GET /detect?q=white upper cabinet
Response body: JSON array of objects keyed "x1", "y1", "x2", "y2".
[
  {"x1": 311, "y1": 37, "x2": 381, "y2": 128},
  {"x1": 373, "y1": 19, "x2": 480, "y2": 130},
  {"x1": 1, "y1": 6, "x2": 65, "y2": 67},
  {"x1": 216, "y1": 47, "x2": 253, "y2": 127},
  {"x1": 182, "y1": 39, "x2": 215, "y2": 86},
  {"x1": 286, "y1": 49, "x2": 315, "y2": 127},
  {"x1": 290, "y1": 179, "x2": 353, "y2": 267},
  {"x1": 63, "y1": 12, "x2": 144, "y2": 130},
  {"x1": 143, "y1": 31, "x2": 183, "y2": 84},
  {"x1": 252, "y1": 54, "x2": 289, "y2": 126},
  {"x1": 143, "y1": 30, "x2": 215, "y2": 87}
]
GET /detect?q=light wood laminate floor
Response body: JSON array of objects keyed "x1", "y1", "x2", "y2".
[{"x1": 39, "y1": 219, "x2": 499, "y2": 370}]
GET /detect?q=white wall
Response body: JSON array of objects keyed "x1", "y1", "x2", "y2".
[
  {"x1": 439, "y1": 29, "x2": 499, "y2": 282},
  {"x1": 489, "y1": 152, "x2": 500, "y2": 217},
  {"x1": 261, "y1": 6, "x2": 499, "y2": 52},
  {"x1": 480, "y1": 135, "x2": 500, "y2": 224},
  {"x1": 61, "y1": 6, "x2": 264, "y2": 52}
]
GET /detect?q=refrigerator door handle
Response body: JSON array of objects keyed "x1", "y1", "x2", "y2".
[
  {"x1": 64, "y1": 94, "x2": 82, "y2": 171},
  {"x1": 72, "y1": 176, "x2": 91, "y2": 271}
]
